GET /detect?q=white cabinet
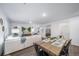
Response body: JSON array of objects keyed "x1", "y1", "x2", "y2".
[
  {"x1": 24, "y1": 37, "x2": 33, "y2": 48},
  {"x1": 32, "y1": 35, "x2": 42, "y2": 43},
  {"x1": 24, "y1": 35, "x2": 42, "y2": 48},
  {"x1": 5, "y1": 37, "x2": 24, "y2": 55},
  {"x1": 4, "y1": 35, "x2": 42, "y2": 55}
]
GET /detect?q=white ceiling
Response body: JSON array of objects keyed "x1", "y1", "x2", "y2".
[{"x1": 0, "y1": 3, "x2": 79, "y2": 24}]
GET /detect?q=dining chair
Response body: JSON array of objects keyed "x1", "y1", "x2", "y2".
[
  {"x1": 34, "y1": 43, "x2": 49, "y2": 56},
  {"x1": 60, "y1": 39, "x2": 71, "y2": 56}
]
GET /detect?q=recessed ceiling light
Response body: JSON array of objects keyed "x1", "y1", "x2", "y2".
[{"x1": 42, "y1": 13, "x2": 46, "y2": 17}]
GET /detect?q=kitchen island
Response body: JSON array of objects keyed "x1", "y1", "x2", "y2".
[{"x1": 4, "y1": 35, "x2": 42, "y2": 55}]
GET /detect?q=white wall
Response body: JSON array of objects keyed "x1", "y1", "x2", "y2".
[
  {"x1": 51, "y1": 20, "x2": 70, "y2": 39},
  {"x1": 69, "y1": 16, "x2": 79, "y2": 46},
  {"x1": 43, "y1": 20, "x2": 70, "y2": 39},
  {"x1": 43, "y1": 16, "x2": 79, "y2": 46},
  {"x1": 11, "y1": 22, "x2": 28, "y2": 27}
]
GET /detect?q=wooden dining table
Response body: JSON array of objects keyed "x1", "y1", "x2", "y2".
[{"x1": 34, "y1": 39, "x2": 71, "y2": 56}]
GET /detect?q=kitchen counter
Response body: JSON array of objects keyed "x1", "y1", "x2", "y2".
[{"x1": 4, "y1": 35, "x2": 42, "y2": 55}]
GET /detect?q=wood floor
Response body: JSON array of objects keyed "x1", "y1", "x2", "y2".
[
  {"x1": 69, "y1": 45, "x2": 79, "y2": 56},
  {"x1": 7, "y1": 45, "x2": 79, "y2": 56}
]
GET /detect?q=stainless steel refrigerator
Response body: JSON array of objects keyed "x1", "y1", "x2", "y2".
[{"x1": 0, "y1": 18, "x2": 4, "y2": 56}]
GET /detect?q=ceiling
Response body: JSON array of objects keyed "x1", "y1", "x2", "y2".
[{"x1": 0, "y1": 3, "x2": 79, "y2": 24}]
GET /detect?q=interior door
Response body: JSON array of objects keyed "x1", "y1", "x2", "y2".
[{"x1": 0, "y1": 18, "x2": 4, "y2": 55}]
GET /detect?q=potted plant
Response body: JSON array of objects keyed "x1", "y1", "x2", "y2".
[{"x1": 27, "y1": 27, "x2": 31, "y2": 35}]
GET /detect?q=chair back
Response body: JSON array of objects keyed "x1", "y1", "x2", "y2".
[
  {"x1": 65, "y1": 39, "x2": 71, "y2": 50},
  {"x1": 60, "y1": 39, "x2": 71, "y2": 56}
]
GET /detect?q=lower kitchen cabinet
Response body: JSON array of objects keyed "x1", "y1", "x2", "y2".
[{"x1": 4, "y1": 35, "x2": 42, "y2": 55}]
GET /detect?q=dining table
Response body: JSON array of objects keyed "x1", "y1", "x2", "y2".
[{"x1": 34, "y1": 39, "x2": 71, "y2": 56}]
